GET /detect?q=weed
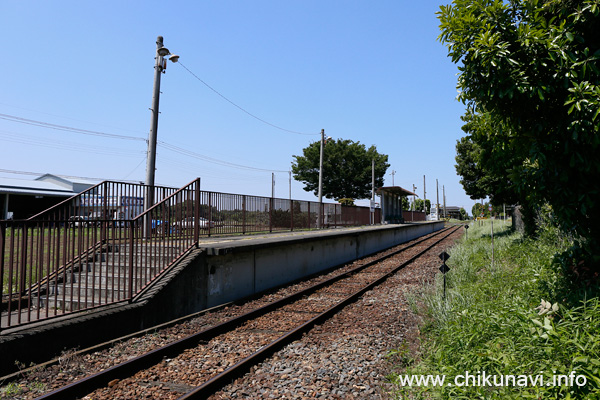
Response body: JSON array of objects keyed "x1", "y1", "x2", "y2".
[
  {"x1": 388, "y1": 219, "x2": 600, "y2": 399},
  {"x1": 387, "y1": 342, "x2": 415, "y2": 369},
  {"x1": 28, "y1": 380, "x2": 47, "y2": 394},
  {"x1": 0, "y1": 382, "x2": 22, "y2": 397}
]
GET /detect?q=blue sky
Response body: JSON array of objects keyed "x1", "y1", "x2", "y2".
[{"x1": 1, "y1": 1, "x2": 478, "y2": 213}]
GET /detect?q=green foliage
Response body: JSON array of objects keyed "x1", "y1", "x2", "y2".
[
  {"x1": 413, "y1": 199, "x2": 431, "y2": 214},
  {"x1": 472, "y1": 201, "x2": 505, "y2": 218},
  {"x1": 401, "y1": 196, "x2": 410, "y2": 210},
  {"x1": 455, "y1": 133, "x2": 487, "y2": 200},
  {"x1": 459, "y1": 207, "x2": 467, "y2": 220},
  {"x1": 389, "y1": 220, "x2": 600, "y2": 399},
  {"x1": 270, "y1": 202, "x2": 316, "y2": 229},
  {"x1": 338, "y1": 198, "x2": 355, "y2": 206},
  {"x1": 472, "y1": 202, "x2": 485, "y2": 218},
  {"x1": 291, "y1": 139, "x2": 389, "y2": 201},
  {"x1": 439, "y1": 0, "x2": 600, "y2": 272},
  {"x1": 455, "y1": 111, "x2": 520, "y2": 206},
  {"x1": 0, "y1": 382, "x2": 22, "y2": 397}
]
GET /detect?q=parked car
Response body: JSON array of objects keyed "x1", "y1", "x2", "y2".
[
  {"x1": 68, "y1": 216, "x2": 88, "y2": 227},
  {"x1": 171, "y1": 217, "x2": 214, "y2": 233},
  {"x1": 151, "y1": 219, "x2": 164, "y2": 232}
]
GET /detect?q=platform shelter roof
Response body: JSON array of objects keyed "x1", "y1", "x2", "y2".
[{"x1": 376, "y1": 186, "x2": 418, "y2": 197}]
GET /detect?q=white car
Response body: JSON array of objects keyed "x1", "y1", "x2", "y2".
[{"x1": 172, "y1": 217, "x2": 214, "y2": 232}]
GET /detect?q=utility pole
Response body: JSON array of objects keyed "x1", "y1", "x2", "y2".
[
  {"x1": 317, "y1": 129, "x2": 324, "y2": 229},
  {"x1": 144, "y1": 36, "x2": 175, "y2": 237},
  {"x1": 443, "y1": 185, "x2": 446, "y2": 219},
  {"x1": 412, "y1": 184, "x2": 417, "y2": 222},
  {"x1": 423, "y1": 175, "x2": 427, "y2": 217},
  {"x1": 145, "y1": 36, "x2": 168, "y2": 203},
  {"x1": 272, "y1": 173, "x2": 275, "y2": 198},
  {"x1": 289, "y1": 170, "x2": 292, "y2": 200},
  {"x1": 436, "y1": 179, "x2": 440, "y2": 221},
  {"x1": 391, "y1": 170, "x2": 396, "y2": 186},
  {"x1": 371, "y1": 158, "x2": 375, "y2": 225}
]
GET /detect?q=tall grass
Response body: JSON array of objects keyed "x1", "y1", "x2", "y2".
[{"x1": 389, "y1": 218, "x2": 600, "y2": 399}]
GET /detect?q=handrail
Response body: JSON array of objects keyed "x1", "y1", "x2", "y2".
[
  {"x1": 27, "y1": 181, "x2": 177, "y2": 221},
  {"x1": 27, "y1": 181, "x2": 105, "y2": 220},
  {"x1": 1, "y1": 178, "x2": 382, "y2": 332},
  {"x1": 132, "y1": 178, "x2": 199, "y2": 222}
]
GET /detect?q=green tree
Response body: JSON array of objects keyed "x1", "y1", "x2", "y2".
[
  {"x1": 459, "y1": 207, "x2": 467, "y2": 220},
  {"x1": 291, "y1": 139, "x2": 389, "y2": 201},
  {"x1": 455, "y1": 111, "x2": 520, "y2": 206},
  {"x1": 472, "y1": 202, "x2": 486, "y2": 219},
  {"x1": 413, "y1": 199, "x2": 431, "y2": 214},
  {"x1": 439, "y1": 0, "x2": 600, "y2": 272},
  {"x1": 471, "y1": 203, "x2": 485, "y2": 218},
  {"x1": 455, "y1": 110, "x2": 538, "y2": 231},
  {"x1": 401, "y1": 196, "x2": 410, "y2": 210},
  {"x1": 455, "y1": 134, "x2": 487, "y2": 201}
]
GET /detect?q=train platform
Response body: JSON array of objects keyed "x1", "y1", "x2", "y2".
[{"x1": 0, "y1": 221, "x2": 444, "y2": 377}]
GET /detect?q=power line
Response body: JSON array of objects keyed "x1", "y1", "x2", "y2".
[
  {"x1": 121, "y1": 157, "x2": 147, "y2": 181},
  {"x1": 177, "y1": 61, "x2": 319, "y2": 137},
  {"x1": 0, "y1": 129, "x2": 144, "y2": 157},
  {"x1": 0, "y1": 112, "x2": 291, "y2": 173},
  {"x1": 0, "y1": 113, "x2": 146, "y2": 141},
  {"x1": 0, "y1": 102, "x2": 147, "y2": 136},
  {"x1": 158, "y1": 140, "x2": 288, "y2": 173},
  {"x1": 158, "y1": 155, "x2": 270, "y2": 183}
]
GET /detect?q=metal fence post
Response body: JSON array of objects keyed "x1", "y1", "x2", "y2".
[
  {"x1": 242, "y1": 195, "x2": 246, "y2": 235},
  {"x1": 19, "y1": 224, "x2": 28, "y2": 297},
  {"x1": 269, "y1": 198, "x2": 273, "y2": 233},
  {"x1": 290, "y1": 199, "x2": 294, "y2": 231},
  {"x1": 208, "y1": 192, "x2": 212, "y2": 237},
  {"x1": 0, "y1": 222, "x2": 5, "y2": 332},
  {"x1": 128, "y1": 222, "x2": 135, "y2": 302},
  {"x1": 101, "y1": 181, "x2": 108, "y2": 243},
  {"x1": 335, "y1": 204, "x2": 338, "y2": 228},
  {"x1": 194, "y1": 179, "x2": 200, "y2": 244}
]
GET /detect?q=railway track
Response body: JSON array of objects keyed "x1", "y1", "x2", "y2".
[{"x1": 20, "y1": 225, "x2": 461, "y2": 399}]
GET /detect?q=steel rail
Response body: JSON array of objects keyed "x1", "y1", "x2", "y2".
[
  {"x1": 2, "y1": 227, "x2": 448, "y2": 383},
  {"x1": 178, "y1": 225, "x2": 460, "y2": 399},
  {"x1": 35, "y1": 226, "x2": 457, "y2": 400}
]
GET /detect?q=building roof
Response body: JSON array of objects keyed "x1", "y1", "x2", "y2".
[
  {"x1": 35, "y1": 173, "x2": 98, "y2": 187},
  {"x1": 376, "y1": 186, "x2": 418, "y2": 197},
  {"x1": 0, "y1": 175, "x2": 93, "y2": 197},
  {"x1": 444, "y1": 206, "x2": 462, "y2": 212}
]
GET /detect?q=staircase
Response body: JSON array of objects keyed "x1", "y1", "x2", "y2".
[{"x1": 39, "y1": 242, "x2": 185, "y2": 312}]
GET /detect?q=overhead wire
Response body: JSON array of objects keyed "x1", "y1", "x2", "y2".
[
  {"x1": 176, "y1": 61, "x2": 319, "y2": 137},
  {"x1": 157, "y1": 140, "x2": 289, "y2": 173},
  {"x1": 0, "y1": 102, "x2": 147, "y2": 136},
  {"x1": 0, "y1": 113, "x2": 146, "y2": 141},
  {"x1": 3, "y1": 57, "x2": 318, "y2": 175},
  {"x1": 1, "y1": 50, "x2": 320, "y2": 182},
  {"x1": 158, "y1": 156, "x2": 269, "y2": 183},
  {"x1": 0, "y1": 129, "x2": 145, "y2": 157},
  {"x1": 0, "y1": 111, "x2": 292, "y2": 174},
  {"x1": 121, "y1": 157, "x2": 147, "y2": 180}
]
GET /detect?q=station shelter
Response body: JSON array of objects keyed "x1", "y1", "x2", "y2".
[{"x1": 376, "y1": 186, "x2": 417, "y2": 224}]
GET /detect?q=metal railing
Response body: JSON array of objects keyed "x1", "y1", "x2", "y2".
[
  {"x1": 0, "y1": 181, "x2": 178, "y2": 331},
  {"x1": 1, "y1": 178, "x2": 381, "y2": 331}
]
